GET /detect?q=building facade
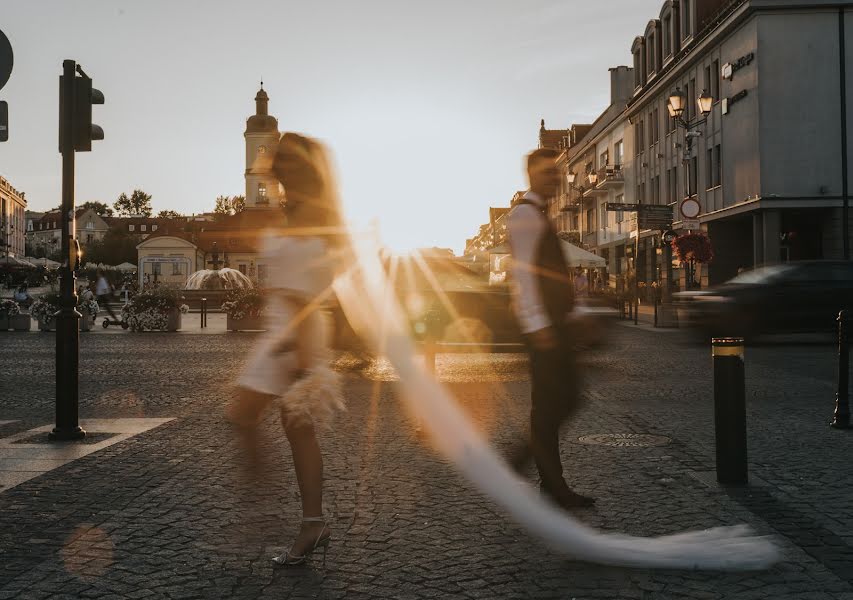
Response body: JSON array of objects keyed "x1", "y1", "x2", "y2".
[
  {"x1": 627, "y1": 0, "x2": 853, "y2": 287},
  {"x1": 1, "y1": 176, "x2": 26, "y2": 258},
  {"x1": 26, "y1": 208, "x2": 110, "y2": 257}
]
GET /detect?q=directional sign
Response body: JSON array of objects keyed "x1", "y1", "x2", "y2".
[
  {"x1": 0, "y1": 101, "x2": 7, "y2": 142},
  {"x1": 606, "y1": 203, "x2": 640, "y2": 212},
  {"x1": 0, "y1": 29, "x2": 12, "y2": 91}
]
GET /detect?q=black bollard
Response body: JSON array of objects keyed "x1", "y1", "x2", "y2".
[
  {"x1": 713, "y1": 337, "x2": 748, "y2": 484},
  {"x1": 831, "y1": 310, "x2": 852, "y2": 429},
  {"x1": 200, "y1": 297, "x2": 207, "y2": 329}
]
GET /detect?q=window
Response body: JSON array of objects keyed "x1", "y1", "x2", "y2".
[
  {"x1": 648, "y1": 33, "x2": 656, "y2": 75},
  {"x1": 639, "y1": 119, "x2": 645, "y2": 151},
  {"x1": 129, "y1": 224, "x2": 135, "y2": 232},
  {"x1": 85, "y1": 221, "x2": 94, "y2": 229},
  {"x1": 683, "y1": 0, "x2": 692, "y2": 38},
  {"x1": 86, "y1": 234, "x2": 93, "y2": 244},
  {"x1": 704, "y1": 66, "x2": 711, "y2": 99},
  {"x1": 615, "y1": 194, "x2": 625, "y2": 223},
  {"x1": 663, "y1": 16, "x2": 672, "y2": 57},
  {"x1": 600, "y1": 150, "x2": 609, "y2": 168},
  {"x1": 140, "y1": 224, "x2": 147, "y2": 232},
  {"x1": 586, "y1": 208, "x2": 595, "y2": 232},
  {"x1": 238, "y1": 264, "x2": 247, "y2": 274},
  {"x1": 652, "y1": 108, "x2": 659, "y2": 145},
  {"x1": 172, "y1": 262, "x2": 183, "y2": 276},
  {"x1": 712, "y1": 60, "x2": 720, "y2": 101},
  {"x1": 257, "y1": 264, "x2": 268, "y2": 283},
  {"x1": 614, "y1": 140, "x2": 624, "y2": 165},
  {"x1": 687, "y1": 79, "x2": 698, "y2": 120},
  {"x1": 601, "y1": 205, "x2": 608, "y2": 230},
  {"x1": 653, "y1": 175, "x2": 661, "y2": 204},
  {"x1": 633, "y1": 51, "x2": 642, "y2": 87},
  {"x1": 707, "y1": 148, "x2": 714, "y2": 190},
  {"x1": 714, "y1": 145, "x2": 722, "y2": 187},
  {"x1": 152, "y1": 263, "x2": 161, "y2": 276},
  {"x1": 152, "y1": 224, "x2": 158, "y2": 231},
  {"x1": 688, "y1": 156, "x2": 698, "y2": 196},
  {"x1": 257, "y1": 182, "x2": 267, "y2": 203}
]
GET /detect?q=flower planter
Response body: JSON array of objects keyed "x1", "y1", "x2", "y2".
[
  {"x1": 10, "y1": 314, "x2": 32, "y2": 331},
  {"x1": 227, "y1": 314, "x2": 265, "y2": 332},
  {"x1": 167, "y1": 309, "x2": 181, "y2": 332},
  {"x1": 0, "y1": 316, "x2": 7, "y2": 331},
  {"x1": 38, "y1": 318, "x2": 56, "y2": 332}
]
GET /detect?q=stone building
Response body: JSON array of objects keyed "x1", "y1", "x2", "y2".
[
  {"x1": 0, "y1": 175, "x2": 26, "y2": 258},
  {"x1": 627, "y1": 0, "x2": 853, "y2": 287}
]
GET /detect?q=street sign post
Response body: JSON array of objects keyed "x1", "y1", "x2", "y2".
[
  {"x1": 0, "y1": 29, "x2": 13, "y2": 143},
  {"x1": 0, "y1": 101, "x2": 7, "y2": 142}
]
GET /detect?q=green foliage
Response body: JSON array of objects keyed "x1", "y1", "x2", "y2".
[
  {"x1": 213, "y1": 195, "x2": 246, "y2": 218},
  {"x1": 83, "y1": 228, "x2": 138, "y2": 266},
  {"x1": 113, "y1": 189, "x2": 153, "y2": 217},
  {"x1": 220, "y1": 288, "x2": 263, "y2": 319},
  {"x1": 80, "y1": 201, "x2": 114, "y2": 217},
  {"x1": 157, "y1": 210, "x2": 182, "y2": 219}
]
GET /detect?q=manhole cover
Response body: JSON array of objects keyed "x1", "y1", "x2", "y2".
[{"x1": 577, "y1": 433, "x2": 671, "y2": 448}]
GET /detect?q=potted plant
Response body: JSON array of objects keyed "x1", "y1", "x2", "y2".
[
  {"x1": 122, "y1": 287, "x2": 189, "y2": 332},
  {"x1": 78, "y1": 297, "x2": 99, "y2": 331},
  {"x1": 30, "y1": 292, "x2": 61, "y2": 332},
  {"x1": 0, "y1": 299, "x2": 22, "y2": 331},
  {"x1": 672, "y1": 232, "x2": 714, "y2": 291},
  {"x1": 222, "y1": 288, "x2": 265, "y2": 331}
]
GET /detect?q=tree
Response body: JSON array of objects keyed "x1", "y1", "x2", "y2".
[
  {"x1": 213, "y1": 195, "x2": 246, "y2": 219},
  {"x1": 157, "y1": 210, "x2": 182, "y2": 219},
  {"x1": 113, "y1": 189, "x2": 153, "y2": 217},
  {"x1": 80, "y1": 201, "x2": 113, "y2": 217},
  {"x1": 84, "y1": 228, "x2": 138, "y2": 266}
]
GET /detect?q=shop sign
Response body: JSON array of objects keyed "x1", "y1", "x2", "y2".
[{"x1": 721, "y1": 52, "x2": 754, "y2": 80}]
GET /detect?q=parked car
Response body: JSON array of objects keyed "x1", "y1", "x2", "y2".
[{"x1": 674, "y1": 260, "x2": 853, "y2": 340}]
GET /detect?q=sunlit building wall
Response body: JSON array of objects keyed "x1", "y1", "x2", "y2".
[{"x1": 0, "y1": 176, "x2": 26, "y2": 258}]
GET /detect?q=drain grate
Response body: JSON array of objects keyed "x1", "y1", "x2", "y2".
[{"x1": 577, "y1": 433, "x2": 671, "y2": 448}]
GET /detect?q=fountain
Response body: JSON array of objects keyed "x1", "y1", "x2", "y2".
[{"x1": 184, "y1": 268, "x2": 253, "y2": 290}]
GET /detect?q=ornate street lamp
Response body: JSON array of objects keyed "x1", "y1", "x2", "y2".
[
  {"x1": 587, "y1": 172, "x2": 599, "y2": 186},
  {"x1": 667, "y1": 88, "x2": 686, "y2": 120},
  {"x1": 697, "y1": 90, "x2": 714, "y2": 117}
]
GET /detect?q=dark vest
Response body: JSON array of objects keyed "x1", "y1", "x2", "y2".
[{"x1": 510, "y1": 199, "x2": 574, "y2": 328}]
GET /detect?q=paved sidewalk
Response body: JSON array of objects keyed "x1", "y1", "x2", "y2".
[{"x1": 1, "y1": 327, "x2": 852, "y2": 599}]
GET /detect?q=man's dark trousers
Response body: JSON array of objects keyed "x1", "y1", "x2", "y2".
[{"x1": 517, "y1": 326, "x2": 583, "y2": 497}]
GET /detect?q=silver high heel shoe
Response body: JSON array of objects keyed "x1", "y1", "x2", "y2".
[{"x1": 271, "y1": 517, "x2": 331, "y2": 567}]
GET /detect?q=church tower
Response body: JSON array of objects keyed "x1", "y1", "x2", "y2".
[{"x1": 244, "y1": 84, "x2": 282, "y2": 209}]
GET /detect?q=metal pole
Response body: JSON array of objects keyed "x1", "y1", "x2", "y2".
[
  {"x1": 840, "y1": 9, "x2": 850, "y2": 260},
  {"x1": 50, "y1": 59, "x2": 84, "y2": 441},
  {"x1": 831, "y1": 310, "x2": 852, "y2": 429},
  {"x1": 712, "y1": 337, "x2": 748, "y2": 484},
  {"x1": 200, "y1": 297, "x2": 206, "y2": 328}
]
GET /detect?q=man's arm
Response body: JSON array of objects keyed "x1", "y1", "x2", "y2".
[{"x1": 507, "y1": 205, "x2": 554, "y2": 347}]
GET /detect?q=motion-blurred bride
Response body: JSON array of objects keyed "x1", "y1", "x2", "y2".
[{"x1": 226, "y1": 132, "x2": 346, "y2": 567}]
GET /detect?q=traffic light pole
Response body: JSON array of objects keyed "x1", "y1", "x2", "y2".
[{"x1": 49, "y1": 59, "x2": 84, "y2": 441}]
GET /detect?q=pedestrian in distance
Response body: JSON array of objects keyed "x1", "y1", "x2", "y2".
[
  {"x1": 506, "y1": 147, "x2": 595, "y2": 511},
  {"x1": 226, "y1": 132, "x2": 347, "y2": 567},
  {"x1": 13, "y1": 283, "x2": 32, "y2": 309},
  {"x1": 95, "y1": 269, "x2": 119, "y2": 323}
]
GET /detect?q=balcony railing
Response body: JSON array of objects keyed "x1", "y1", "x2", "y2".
[
  {"x1": 596, "y1": 164, "x2": 625, "y2": 188},
  {"x1": 559, "y1": 193, "x2": 579, "y2": 212}
]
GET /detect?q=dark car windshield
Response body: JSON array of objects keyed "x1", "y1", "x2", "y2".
[{"x1": 728, "y1": 265, "x2": 793, "y2": 285}]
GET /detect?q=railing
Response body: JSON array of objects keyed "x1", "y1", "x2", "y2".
[
  {"x1": 596, "y1": 164, "x2": 624, "y2": 187},
  {"x1": 583, "y1": 232, "x2": 597, "y2": 248},
  {"x1": 559, "y1": 193, "x2": 579, "y2": 212}
]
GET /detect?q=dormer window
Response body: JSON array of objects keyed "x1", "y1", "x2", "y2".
[
  {"x1": 682, "y1": 0, "x2": 693, "y2": 40},
  {"x1": 129, "y1": 224, "x2": 135, "y2": 232},
  {"x1": 663, "y1": 15, "x2": 672, "y2": 57},
  {"x1": 647, "y1": 33, "x2": 656, "y2": 75},
  {"x1": 140, "y1": 224, "x2": 147, "y2": 232},
  {"x1": 631, "y1": 37, "x2": 646, "y2": 89}
]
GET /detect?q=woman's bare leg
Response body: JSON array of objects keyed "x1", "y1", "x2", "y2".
[
  {"x1": 283, "y1": 415, "x2": 328, "y2": 554},
  {"x1": 227, "y1": 387, "x2": 276, "y2": 477}
]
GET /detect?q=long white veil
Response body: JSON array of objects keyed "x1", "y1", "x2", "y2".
[{"x1": 332, "y1": 236, "x2": 779, "y2": 571}]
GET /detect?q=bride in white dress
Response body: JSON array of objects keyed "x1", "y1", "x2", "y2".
[{"x1": 227, "y1": 133, "x2": 346, "y2": 567}]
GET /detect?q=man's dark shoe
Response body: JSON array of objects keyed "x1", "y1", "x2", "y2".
[{"x1": 541, "y1": 486, "x2": 596, "y2": 509}]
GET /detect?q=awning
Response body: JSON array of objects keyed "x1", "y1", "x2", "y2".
[{"x1": 487, "y1": 241, "x2": 606, "y2": 268}]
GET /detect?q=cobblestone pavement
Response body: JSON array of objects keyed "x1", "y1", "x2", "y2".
[{"x1": 1, "y1": 325, "x2": 852, "y2": 599}]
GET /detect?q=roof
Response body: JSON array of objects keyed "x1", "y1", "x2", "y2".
[
  {"x1": 538, "y1": 119, "x2": 568, "y2": 150},
  {"x1": 104, "y1": 216, "x2": 177, "y2": 227}
]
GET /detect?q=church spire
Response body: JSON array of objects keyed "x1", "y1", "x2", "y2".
[{"x1": 255, "y1": 82, "x2": 269, "y2": 116}]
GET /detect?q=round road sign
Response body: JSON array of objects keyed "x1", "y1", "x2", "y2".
[
  {"x1": 680, "y1": 197, "x2": 701, "y2": 220},
  {"x1": 0, "y1": 29, "x2": 12, "y2": 91},
  {"x1": 662, "y1": 230, "x2": 678, "y2": 244}
]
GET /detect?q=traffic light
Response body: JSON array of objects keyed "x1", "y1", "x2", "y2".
[{"x1": 71, "y1": 71, "x2": 104, "y2": 152}]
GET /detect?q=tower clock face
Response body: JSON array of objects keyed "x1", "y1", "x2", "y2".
[{"x1": 257, "y1": 145, "x2": 266, "y2": 155}]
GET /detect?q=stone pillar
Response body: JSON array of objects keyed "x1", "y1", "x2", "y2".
[
  {"x1": 762, "y1": 210, "x2": 782, "y2": 265},
  {"x1": 752, "y1": 212, "x2": 765, "y2": 267}
]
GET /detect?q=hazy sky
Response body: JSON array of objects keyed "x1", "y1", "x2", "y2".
[{"x1": 1, "y1": 0, "x2": 661, "y2": 253}]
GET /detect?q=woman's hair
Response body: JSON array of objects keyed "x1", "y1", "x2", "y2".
[{"x1": 272, "y1": 133, "x2": 344, "y2": 236}]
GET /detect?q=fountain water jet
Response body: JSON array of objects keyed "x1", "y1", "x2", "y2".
[{"x1": 184, "y1": 268, "x2": 253, "y2": 290}]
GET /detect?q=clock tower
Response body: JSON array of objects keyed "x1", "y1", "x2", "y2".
[{"x1": 244, "y1": 84, "x2": 282, "y2": 209}]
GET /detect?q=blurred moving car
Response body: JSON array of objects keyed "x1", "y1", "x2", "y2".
[{"x1": 674, "y1": 260, "x2": 853, "y2": 340}]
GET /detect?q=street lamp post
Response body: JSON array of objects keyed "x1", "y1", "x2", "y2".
[{"x1": 667, "y1": 88, "x2": 714, "y2": 292}]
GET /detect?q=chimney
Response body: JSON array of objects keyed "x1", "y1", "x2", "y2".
[{"x1": 610, "y1": 66, "x2": 635, "y2": 107}]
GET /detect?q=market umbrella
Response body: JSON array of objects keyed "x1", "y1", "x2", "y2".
[
  {"x1": 0, "y1": 256, "x2": 36, "y2": 269},
  {"x1": 26, "y1": 257, "x2": 60, "y2": 268},
  {"x1": 115, "y1": 262, "x2": 137, "y2": 272}
]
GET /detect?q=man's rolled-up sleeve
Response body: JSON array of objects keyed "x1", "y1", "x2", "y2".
[{"x1": 507, "y1": 205, "x2": 551, "y2": 334}]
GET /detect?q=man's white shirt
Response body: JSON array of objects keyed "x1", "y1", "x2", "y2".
[{"x1": 507, "y1": 191, "x2": 551, "y2": 335}]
